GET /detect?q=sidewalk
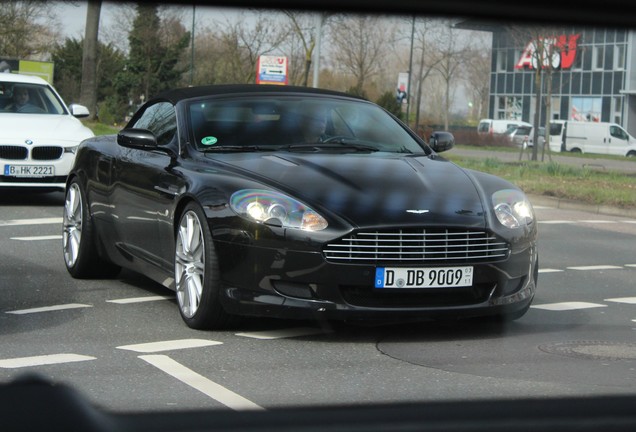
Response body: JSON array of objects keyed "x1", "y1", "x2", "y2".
[{"x1": 450, "y1": 146, "x2": 636, "y2": 174}]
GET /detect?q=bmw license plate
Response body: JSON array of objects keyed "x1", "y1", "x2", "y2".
[
  {"x1": 375, "y1": 266, "x2": 473, "y2": 289},
  {"x1": 4, "y1": 165, "x2": 54, "y2": 178}
]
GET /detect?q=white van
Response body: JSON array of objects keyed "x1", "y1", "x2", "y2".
[
  {"x1": 477, "y1": 119, "x2": 532, "y2": 135},
  {"x1": 549, "y1": 120, "x2": 636, "y2": 157}
]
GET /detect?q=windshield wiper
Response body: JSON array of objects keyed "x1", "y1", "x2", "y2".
[{"x1": 282, "y1": 142, "x2": 379, "y2": 153}]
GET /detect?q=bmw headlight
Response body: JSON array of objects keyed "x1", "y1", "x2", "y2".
[
  {"x1": 230, "y1": 189, "x2": 328, "y2": 231},
  {"x1": 64, "y1": 145, "x2": 80, "y2": 155},
  {"x1": 492, "y1": 189, "x2": 534, "y2": 229}
]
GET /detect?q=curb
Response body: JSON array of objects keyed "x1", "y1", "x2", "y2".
[{"x1": 528, "y1": 194, "x2": 636, "y2": 219}]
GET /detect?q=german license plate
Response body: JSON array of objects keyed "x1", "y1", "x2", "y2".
[
  {"x1": 375, "y1": 266, "x2": 473, "y2": 288},
  {"x1": 4, "y1": 165, "x2": 54, "y2": 178}
]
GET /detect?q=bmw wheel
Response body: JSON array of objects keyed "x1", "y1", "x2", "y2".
[{"x1": 175, "y1": 202, "x2": 233, "y2": 329}]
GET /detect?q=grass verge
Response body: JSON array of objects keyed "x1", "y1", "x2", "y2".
[{"x1": 446, "y1": 154, "x2": 636, "y2": 210}]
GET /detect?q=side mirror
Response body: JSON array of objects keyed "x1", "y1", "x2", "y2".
[
  {"x1": 429, "y1": 131, "x2": 455, "y2": 153},
  {"x1": 69, "y1": 104, "x2": 90, "y2": 118},
  {"x1": 117, "y1": 128, "x2": 158, "y2": 150}
]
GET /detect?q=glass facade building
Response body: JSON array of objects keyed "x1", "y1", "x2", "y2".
[{"x1": 466, "y1": 23, "x2": 636, "y2": 136}]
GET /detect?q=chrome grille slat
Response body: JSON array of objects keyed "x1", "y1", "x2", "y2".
[{"x1": 323, "y1": 229, "x2": 510, "y2": 263}]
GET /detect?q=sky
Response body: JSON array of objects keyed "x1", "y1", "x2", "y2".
[{"x1": 53, "y1": 2, "x2": 251, "y2": 40}]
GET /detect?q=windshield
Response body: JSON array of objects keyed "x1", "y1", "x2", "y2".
[
  {"x1": 3, "y1": 0, "x2": 636, "y2": 428},
  {"x1": 189, "y1": 95, "x2": 425, "y2": 153},
  {"x1": 0, "y1": 81, "x2": 66, "y2": 114}
]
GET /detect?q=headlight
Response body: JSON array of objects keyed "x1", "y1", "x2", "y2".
[
  {"x1": 230, "y1": 189, "x2": 328, "y2": 231},
  {"x1": 64, "y1": 145, "x2": 79, "y2": 154},
  {"x1": 492, "y1": 189, "x2": 534, "y2": 229}
]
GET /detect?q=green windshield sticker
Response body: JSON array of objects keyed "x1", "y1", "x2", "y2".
[{"x1": 201, "y1": 136, "x2": 218, "y2": 146}]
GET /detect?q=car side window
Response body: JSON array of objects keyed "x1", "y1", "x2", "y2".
[
  {"x1": 610, "y1": 125, "x2": 628, "y2": 141},
  {"x1": 132, "y1": 102, "x2": 177, "y2": 146}
]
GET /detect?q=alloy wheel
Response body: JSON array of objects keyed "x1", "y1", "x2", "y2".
[
  {"x1": 63, "y1": 183, "x2": 83, "y2": 268},
  {"x1": 175, "y1": 210, "x2": 206, "y2": 319}
]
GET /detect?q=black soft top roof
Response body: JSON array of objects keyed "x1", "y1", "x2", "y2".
[{"x1": 155, "y1": 84, "x2": 364, "y2": 105}]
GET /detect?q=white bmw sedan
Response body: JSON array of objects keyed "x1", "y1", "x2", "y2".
[{"x1": 0, "y1": 73, "x2": 94, "y2": 190}]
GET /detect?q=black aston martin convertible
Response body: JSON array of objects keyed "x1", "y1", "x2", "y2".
[{"x1": 62, "y1": 84, "x2": 538, "y2": 329}]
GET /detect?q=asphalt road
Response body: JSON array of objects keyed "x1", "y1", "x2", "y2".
[{"x1": 1, "y1": 190, "x2": 636, "y2": 414}]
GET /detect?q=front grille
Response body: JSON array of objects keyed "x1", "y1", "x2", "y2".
[
  {"x1": 0, "y1": 146, "x2": 28, "y2": 160},
  {"x1": 323, "y1": 228, "x2": 509, "y2": 264},
  {"x1": 32, "y1": 146, "x2": 64, "y2": 160}
]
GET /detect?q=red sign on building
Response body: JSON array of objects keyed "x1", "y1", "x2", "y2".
[{"x1": 515, "y1": 34, "x2": 580, "y2": 70}]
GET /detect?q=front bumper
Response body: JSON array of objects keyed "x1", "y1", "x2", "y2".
[
  {"x1": 215, "y1": 238, "x2": 538, "y2": 322},
  {"x1": 0, "y1": 149, "x2": 75, "y2": 190}
]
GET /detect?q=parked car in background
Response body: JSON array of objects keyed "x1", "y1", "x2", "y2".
[
  {"x1": 63, "y1": 84, "x2": 538, "y2": 330},
  {"x1": 0, "y1": 73, "x2": 93, "y2": 190},
  {"x1": 548, "y1": 120, "x2": 636, "y2": 156},
  {"x1": 477, "y1": 118, "x2": 532, "y2": 135},
  {"x1": 505, "y1": 124, "x2": 548, "y2": 150}
]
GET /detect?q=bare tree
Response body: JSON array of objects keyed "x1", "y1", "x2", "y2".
[
  {"x1": 0, "y1": 0, "x2": 59, "y2": 59},
  {"x1": 327, "y1": 14, "x2": 392, "y2": 95},
  {"x1": 79, "y1": 0, "x2": 101, "y2": 120},
  {"x1": 434, "y1": 20, "x2": 466, "y2": 130},
  {"x1": 204, "y1": 10, "x2": 289, "y2": 84},
  {"x1": 462, "y1": 34, "x2": 491, "y2": 122},
  {"x1": 283, "y1": 10, "x2": 316, "y2": 86},
  {"x1": 410, "y1": 18, "x2": 445, "y2": 131},
  {"x1": 508, "y1": 25, "x2": 566, "y2": 161}
]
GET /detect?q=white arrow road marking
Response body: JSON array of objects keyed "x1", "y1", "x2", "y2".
[
  {"x1": 107, "y1": 296, "x2": 172, "y2": 304},
  {"x1": 139, "y1": 354, "x2": 264, "y2": 411},
  {"x1": 531, "y1": 302, "x2": 607, "y2": 311},
  {"x1": 6, "y1": 303, "x2": 92, "y2": 315},
  {"x1": 235, "y1": 327, "x2": 329, "y2": 340},
  {"x1": 567, "y1": 265, "x2": 623, "y2": 271},
  {"x1": 0, "y1": 217, "x2": 62, "y2": 227},
  {"x1": 605, "y1": 297, "x2": 636, "y2": 304},
  {"x1": 11, "y1": 235, "x2": 62, "y2": 241},
  {"x1": 117, "y1": 339, "x2": 222, "y2": 353},
  {"x1": 0, "y1": 354, "x2": 96, "y2": 369}
]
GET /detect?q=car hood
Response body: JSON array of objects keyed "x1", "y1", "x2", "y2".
[
  {"x1": 215, "y1": 153, "x2": 487, "y2": 228},
  {"x1": 0, "y1": 114, "x2": 94, "y2": 145}
]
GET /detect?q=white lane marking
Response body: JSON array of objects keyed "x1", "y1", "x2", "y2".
[
  {"x1": 625, "y1": 264, "x2": 636, "y2": 268},
  {"x1": 11, "y1": 235, "x2": 62, "y2": 241},
  {"x1": 531, "y1": 302, "x2": 607, "y2": 311},
  {"x1": 117, "y1": 339, "x2": 222, "y2": 353},
  {"x1": 538, "y1": 268, "x2": 564, "y2": 273},
  {"x1": 6, "y1": 303, "x2": 92, "y2": 315},
  {"x1": 0, "y1": 353, "x2": 96, "y2": 369},
  {"x1": 567, "y1": 265, "x2": 623, "y2": 271},
  {"x1": 532, "y1": 206, "x2": 551, "y2": 209},
  {"x1": 579, "y1": 220, "x2": 617, "y2": 224},
  {"x1": 107, "y1": 296, "x2": 172, "y2": 304},
  {"x1": 538, "y1": 220, "x2": 577, "y2": 224},
  {"x1": 139, "y1": 355, "x2": 264, "y2": 411},
  {"x1": 0, "y1": 217, "x2": 62, "y2": 227},
  {"x1": 235, "y1": 327, "x2": 329, "y2": 340},
  {"x1": 605, "y1": 297, "x2": 636, "y2": 304},
  {"x1": 622, "y1": 221, "x2": 636, "y2": 224}
]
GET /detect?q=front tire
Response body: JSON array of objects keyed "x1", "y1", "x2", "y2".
[
  {"x1": 62, "y1": 179, "x2": 120, "y2": 278},
  {"x1": 175, "y1": 202, "x2": 234, "y2": 329}
]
